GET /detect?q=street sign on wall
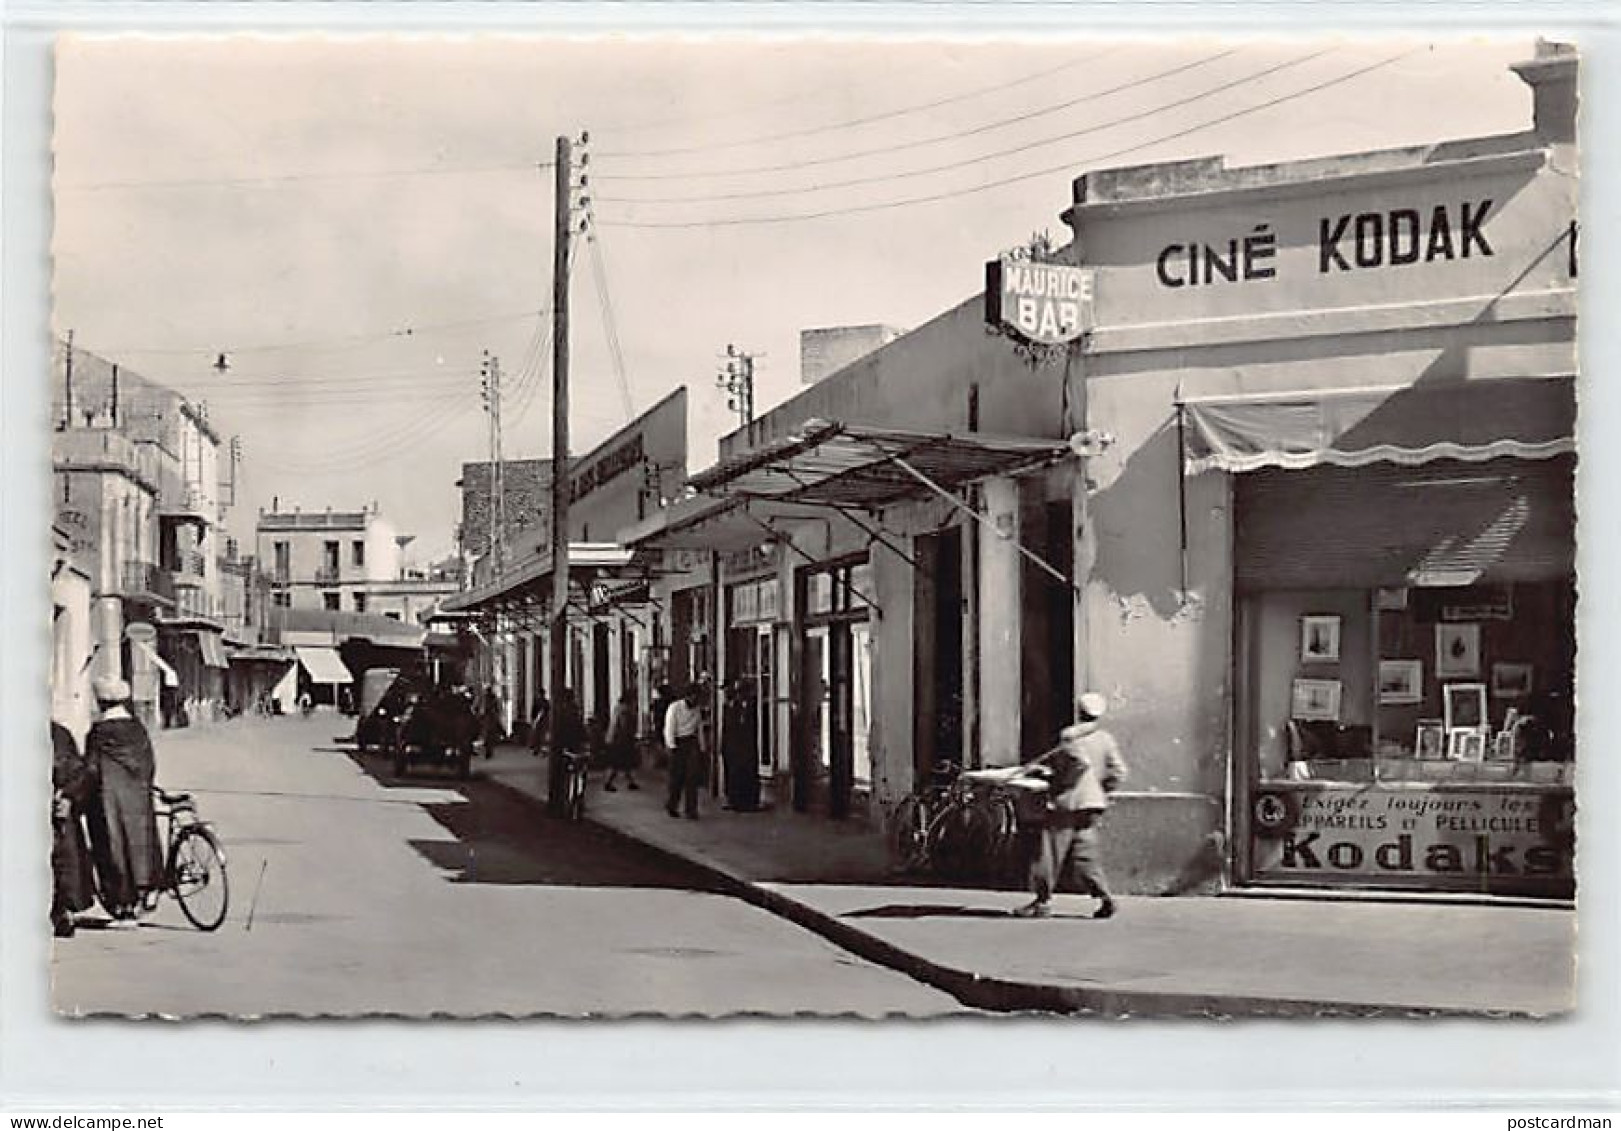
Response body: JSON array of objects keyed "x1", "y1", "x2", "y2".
[{"x1": 985, "y1": 256, "x2": 1095, "y2": 345}]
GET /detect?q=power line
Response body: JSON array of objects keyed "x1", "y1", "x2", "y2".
[
  {"x1": 585, "y1": 225, "x2": 636, "y2": 424},
  {"x1": 595, "y1": 48, "x2": 1236, "y2": 183},
  {"x1": 599, "y1": 48, "x2": 1329, "y2": 208},
  {"x1": 59, "y1": 160, "x2": 557, "y2": 194},
  {"x1": 82, "y1": 308, "x2": 547, "y2": 358},
  {"x1": 597, "y1": 48, "x2": 1115, "y2": 160},
  {"x1": 594, "y1": 49, "x2": 1417, "y2": 230}
]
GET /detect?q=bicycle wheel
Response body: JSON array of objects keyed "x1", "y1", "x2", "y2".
[
  {"x1": 889, "y1": 795, "x2": 929, "y2": 872},
  {"x1": 169, "y1": 825, "x2": 230, "y2": 932}
]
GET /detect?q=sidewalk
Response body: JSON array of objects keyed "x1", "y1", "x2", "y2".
[{"x1": 479, "y1": 743, "x2": 1577, "y2": 1018}]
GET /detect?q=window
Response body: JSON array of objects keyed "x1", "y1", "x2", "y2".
[
  {"x1": 384, "y1": 611, "x2": 402, "y2": 622},
  {"x1": 272, "y1": 591, "x2": 291, "y2": 608},
  {"x1": 273, "y1": 541, "x2": 290, "y2": 579},
  {"x1": 323, "y1": 592, "x2": 341, "y2": 611},
  {"x1": 323, "y1": 541, "x2": 339, "y2": 574},
  {"x1": 352, "y1": 540, "x2": 365, "y2": 568},
  {"x1": 353, "y1": 593, "x2": 368, "y2": 613}
]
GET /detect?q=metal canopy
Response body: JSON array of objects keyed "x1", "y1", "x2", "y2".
[
  {"x1": 688, "y1": 418, "x2": 1072, "y2": 508},
  {"x1": 440, "y1": 542, "x2": 636, "y2": 614},
  {"x1": 622, "y1": 493, "x2": 839, "y2": 553}
]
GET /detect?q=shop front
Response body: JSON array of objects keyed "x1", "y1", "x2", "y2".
[
  {"x1": 1067, "y1": 42, "x2": 1579, "y2": 897},
  {"x1": 1186, "y1": 386, "x2": 1578, "y2": 899}
]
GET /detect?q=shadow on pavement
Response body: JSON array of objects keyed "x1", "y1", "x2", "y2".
[
  {"x1": 843, "y1": 903, "x2": 1029, "y2": 920},
  {"x1": 340, "y1": 744, "x2": 725, "y2": 894}
]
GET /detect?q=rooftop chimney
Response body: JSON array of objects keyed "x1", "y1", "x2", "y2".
[{"x1": 1512, "y1": 39, "x2": 1578, "y2": 145}]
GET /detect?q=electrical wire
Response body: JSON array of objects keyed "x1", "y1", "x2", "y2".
[
  {"x1": 594, "y1": 49, "x2": 1418, "y2": 230},
  {"x1": 82, "y1": 308, "x2": 546, "y2": 358},
  {"x1": 596, "y1": 48, "x2": 1117, "y2": 159},
  {"x1": 599, "y1": 48, "x2": 1329, "y2": 207},
  {"x1": 586, "y1": 224, "x2": 636, "y2": 424},
  {"x1": 595, "y1": 48, "x2": 1236, "y2": 183},
  {"x1": 59, "y1": 160, "x2": 556, "y2": 194}
]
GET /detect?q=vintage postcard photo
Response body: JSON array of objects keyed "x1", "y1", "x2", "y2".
[{"x1": 46, "y1": 34, "x2": 1577, "y2": 1019}]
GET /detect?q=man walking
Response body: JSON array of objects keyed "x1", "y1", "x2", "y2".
[
  {"x1": 1013, "y1": 691, "x2": 1127, "y2": 921},
  {"x1": 663, "y1": 684, "x2": 704, "y2": 820}
]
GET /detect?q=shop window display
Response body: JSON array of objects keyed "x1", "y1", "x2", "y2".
[{"x1": 1248, "y1": 581, "x2": 1574, "y2": 786}]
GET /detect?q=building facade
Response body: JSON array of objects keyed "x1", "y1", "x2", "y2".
[
  {"x1": 618, "y1": 44, "x2": 1578, "y2": 897},
  {"x1": 254, "y1": 503, "x2": 455, "y2": 624},
  {"x1": 443, "y1": 389, "x2": 688, "y2": 738},
  {"x1": 52, "y1": 343, "x2": 233, "y2": 728}
]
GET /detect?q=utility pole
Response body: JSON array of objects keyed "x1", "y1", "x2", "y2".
[
  {"x1": 480, "y1": 351, "x2": 507, "y2": 578},
  {"x1": 62, "y1": 330, "x2": 75, "y2": 428},
  {"x1": 717, "y1": 343, "x2": 756, "y2": 428},
  {"x1": 548, "y1": 132, "x2": 576, "y2": 812}
]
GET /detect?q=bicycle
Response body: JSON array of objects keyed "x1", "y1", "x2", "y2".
[
  {"x1": 150, "y1": 787, "x2": 231, "y2": 931},
  {"x1": 554, "y1": 748, "x2": 589, "y2": 820},
  {"x1": 889, "y1": 763, "x2": 1026, "y2": 883}
]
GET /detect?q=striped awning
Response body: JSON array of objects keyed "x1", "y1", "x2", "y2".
[
  {"x1": 295, "y1": 646, "x2": 354, "y2": 685},
  {"x1": 1180, "y1": 376, "x2": 1576, "y2": 476}
]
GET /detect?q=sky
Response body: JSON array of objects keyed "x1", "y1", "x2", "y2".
[{"x1": 50, "y1": 34, "x2": 1538, "y2": 562}]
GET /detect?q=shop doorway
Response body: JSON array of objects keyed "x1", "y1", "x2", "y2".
[
  {"x1": 795, "y1": 558, "x2": 872, "y2": 818},
  {"x1": 913, "y1": 526, "x2": 965, "y2": 784},
  {"x1": 1021, "y1": 501, "x2": 1076, "y2": 756},
  {"x1": 591, "y1": 621, "x2": 611, "y2": 724}
]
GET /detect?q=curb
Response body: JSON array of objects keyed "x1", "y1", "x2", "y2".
[{"x1": 478, "y1": 771, "x2": 1525, "y2": 1019}]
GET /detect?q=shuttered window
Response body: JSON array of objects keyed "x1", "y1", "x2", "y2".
[{"x1": 1235, "y1": 456, "x2": 1575, "y2": 592}]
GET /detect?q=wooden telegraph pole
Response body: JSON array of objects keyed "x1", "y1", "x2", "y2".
[{"x1": 547, "y1": 135, "x2": 573, "y2": 812}]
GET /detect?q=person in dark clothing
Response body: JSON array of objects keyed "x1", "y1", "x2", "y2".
[
  {"x1": 51, "y1": 722, "x2": 97, "y2": 938},
  {"x1": 84, "y1": 678, "x2": 163, "y2": 927},
  {"x1": 721, "y1": 680, "x2": 761, "y2": 812},
  {"x1": 547, "y1": 689, "x2": 590, "y2": 810},
  {"x1": 480, "y1": 685, "x2": 504, "y2": 759},
  {"x1": 528, "y1": 691, "x2": 551, "y2": 758},
  {"x1": 602, "y1": 689, "x2": 640, "y2": 792}
]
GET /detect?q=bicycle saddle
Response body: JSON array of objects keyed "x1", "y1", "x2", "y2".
[{"x1": 155, "y1": 788, "x2": 193, "y2": 806}]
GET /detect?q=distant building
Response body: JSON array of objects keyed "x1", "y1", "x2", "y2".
[
  {"x1": 800, "y1": 324, "x2": 905, "y2": 386},
  {"x1": 254, "y1": 502, "x2": 458, "y2": 625}
]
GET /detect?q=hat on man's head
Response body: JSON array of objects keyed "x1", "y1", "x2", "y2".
[
  {"x1": 93, "y1": 677, "x2": 132, "y2": 704},
  {"x1": 1077, "y1": 692, "x2": 1108, "y2": 722}
]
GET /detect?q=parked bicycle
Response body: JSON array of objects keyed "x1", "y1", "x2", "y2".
[
  {"x1": 149, "y1": 787, "x2": 230, "y2": 931},
  {"x1": 555, "y1": 748, "x2": 590, "y2": 820},
  {"x1": 889, "y1": 762, "x2": 1023, "y2": 883}
]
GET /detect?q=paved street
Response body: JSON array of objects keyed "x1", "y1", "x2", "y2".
[{"x1": 50, "y1": 714, "x2": 962, "y2": 1018}]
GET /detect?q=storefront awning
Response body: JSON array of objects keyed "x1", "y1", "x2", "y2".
[
  {"x1": 439, "y1": 543, "x2": 638, "y2": 614},
  {"x1": 620, "y1": 494, "x2": 841, "y2": 553},
  {"x1": 1179, "y1": 376, "x2": 1576, "y2": 475},
  {"x1": 688, "y1": 418, "x2": 1073, "y2": 508},
  {"x1": 198, "y1": 632, "x2": 229, "y2": 669},
  {"x1": 295, "y1": 646, "x2": 354, "y2": 685},
  {"x1": 134, "y1": 640, "x2": 180, "y2": 688}
]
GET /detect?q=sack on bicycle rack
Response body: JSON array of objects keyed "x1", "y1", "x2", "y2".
[{"x1": 1004, "y1": 777, "x2": 1052, "y2": 826}]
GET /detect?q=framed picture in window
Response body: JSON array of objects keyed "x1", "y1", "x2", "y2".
[
  {"x1": 1300, "y1": 615, "x2": 1341, "y2": 664},
  {"x1": 1378, "y1": 660, "x2": 1423, "y2": 705},
  {"x1": 1415, "y1": 720, "x2": 1446, "y2": 760},
  {"x1": 1448, "y1": 729, "x2": 1487, "y2": 762},
  {"x1": 1491, "y1": 662, "x2": 1533, "y2": 699},
  {"x1": 1435, "y1": 623, "x2": 1481, "y2": 679},
  {"x1": 1291, "y1": 678, "x2": 1342, "y2": 722},
  {"x1": 1443, "y1": 682, "x2": 1488, "y2": 732}
]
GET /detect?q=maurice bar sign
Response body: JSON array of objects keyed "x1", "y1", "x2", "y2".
[{"x1": 985, "y1": 256, "x2": 1095, "y2": 344}]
